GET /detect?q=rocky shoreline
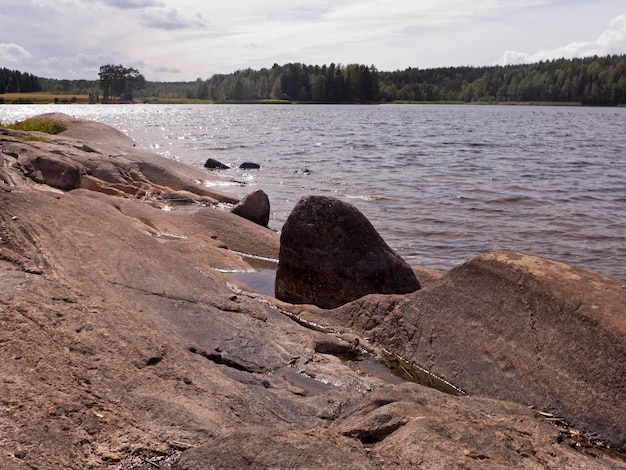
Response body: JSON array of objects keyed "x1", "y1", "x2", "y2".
[{"x1": 1, "y1": 113, "x2": 624, "y2": 469}]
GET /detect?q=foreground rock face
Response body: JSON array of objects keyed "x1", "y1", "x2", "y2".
[
  {"x1": 0, "y1": 114, "x2": 624, "y2": 469},
  {"x1": 297, "y1": 250, "x2": 626, "y2": 452},
  {"x1": 275, "y1": 195, "x2": 420, "y2": 308},
  {"x1": 178, "y1": 383, "x2": 599, "y2": 470}
]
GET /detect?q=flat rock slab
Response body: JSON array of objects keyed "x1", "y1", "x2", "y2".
[
  {"x1": 2, "y1": 113, "x2": 239, "y2": 206},
  {"x1": 301, "y1": 250, "x2": 626, "y2": 452}
]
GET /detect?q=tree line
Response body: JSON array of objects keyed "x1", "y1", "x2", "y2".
[
  {"x1": 379, "y1": 55, "x2": 626, "y2": 106},
  {"x1": 183, "y1": 55, "x2": 625, "y2": 105},
  {"x1": 188, "y1": 63, "x2": 380, "y2": 103},
  {"x1": 0, "y1": 68, "x2": 41, "y2": 94},
  {"x1": 3, "y1": 55, "x2": 626, "y2": 105}
]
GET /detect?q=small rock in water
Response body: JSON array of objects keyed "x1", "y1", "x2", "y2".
[
  {"x1": 204, "y1": 158, "x2": 229, "y2": 170},
  {"x1": 240, "y1": 162, "x2": 261, "y2": 170}
]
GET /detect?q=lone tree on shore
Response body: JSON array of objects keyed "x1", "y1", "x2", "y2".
[{"x1": 98, "y1": 64, "x2": 145, "y2": 102}]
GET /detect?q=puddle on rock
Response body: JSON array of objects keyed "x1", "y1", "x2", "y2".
[
  {"x1": 226, "y1": 251, "x2": 278, "y2": 296},
  {"x1": 339, "y1": 354, "x2": 406, "y2": 385},
  {"x1": 336, "y1": 351, "x2": 465, "y2": 396},
  {"x1": 389, "y1": 357, "x2": 465, "y2": 395},
  {"x1": 269, "y1": 366, "x2": 333, "y2": 396},
  {"x1": 228, "y1": 268, "x2": 276, "y2": 296},
  {"x1": 229, "y1": 265, "x2": 465, "y2": 396}
]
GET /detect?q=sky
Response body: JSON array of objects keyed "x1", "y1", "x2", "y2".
[{"x1": 1, "y1": 0, "x2": 626, "y2": 82}]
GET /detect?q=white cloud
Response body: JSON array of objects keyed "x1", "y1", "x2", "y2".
[
  {"x1": 1, "y1": 0, "x2": 625, "y2": 80},
  {"x1": 139, "y1": 7, "x2": 207, "y2": 30},
  {"x1": 102, "y1": 0, "x2": 163, "y2": 8},
  {"x1": 153, "y1": 64, "x2": 182, "y2": 74},
  {"x1": 496, "y1": 13, "x2": 626, "y2": 65},
  {"x1": 597, "y1": 14, "x2": 626, "y2": 50},
  {"x1": 0, "y1": 43, "x2": 31, "y2": 62},
  {"x1": 38, "y1": 52, "x2": 118, "y2": 79}
]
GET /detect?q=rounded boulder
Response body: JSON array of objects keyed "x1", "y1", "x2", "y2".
[
  {"x1": 275, "y1": 195, "x2": 420, "y2": 308},
  {"x1": 231, "y1": 189, "x2": 271, "y2": 227}
]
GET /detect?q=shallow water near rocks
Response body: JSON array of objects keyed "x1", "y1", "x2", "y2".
[
  {"x1": 336, "y1": 351, "x2": 464, "y2": 395},
  {"x1": 228, "y1": 268, "x2": 276, "y2": 296},
  {"x1": 226, "y1": 270, "x2": 462, "y2": 394},
  {"x1": 268, "y1": 365, "x2": 333, "y2": 396}
]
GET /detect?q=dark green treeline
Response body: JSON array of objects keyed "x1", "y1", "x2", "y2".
[
  {"x1": 0, "y1": 68, "x2": 41, "y2": 94},
  {"x1": 5, "y1": 55, "x2": 626, "y2": 105},
  {"x1": 189, "y1": 63, "x2": 380, "y2": 103},
  {"x1": 380, "y1": 55, "x2": 626, "y2": 105},
  {"x1": 183, "y1": 55, "x2": 626, "y2": 105}
]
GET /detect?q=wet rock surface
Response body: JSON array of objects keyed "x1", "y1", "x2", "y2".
[
  {"x1": 1, "y1": 114, "x2": 624, "y2": 469},
  {"x1": 275, "y1": 195, "x2": 421, "y2": 308}
]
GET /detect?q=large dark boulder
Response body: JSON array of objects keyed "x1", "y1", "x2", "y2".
[
  {"x1": 275, "y1": 195, "x2": 420, "y2": 308},
  {"x1": 231, "y1": 188, "x2": 270, "y2": 227}
]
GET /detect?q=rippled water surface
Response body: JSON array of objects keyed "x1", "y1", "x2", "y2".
[{"x1": 2, "y1": 104, "x2": 625, "y2": 279}]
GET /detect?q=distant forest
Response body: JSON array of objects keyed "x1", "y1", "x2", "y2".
[
  {"x1": 0, "y1": 68, "x2": 41, "y2": 94},
  {"x1": 3, "y1": 54, "x2": 626, "y2": 105}
]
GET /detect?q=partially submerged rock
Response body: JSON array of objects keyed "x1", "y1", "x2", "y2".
[
  {"x1": 240, "y1": 161, "x2": 261, "y2": 170},
  {"x1": 204, "y1": 157, "x2": 229, "y2": 170},
  {"x1": 275, "y1": 195, "x2": 420, "y2": 308}
]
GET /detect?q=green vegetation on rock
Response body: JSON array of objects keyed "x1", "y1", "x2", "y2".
[{"x1": 3, "y1": 118, "x2": 68, "y2": 134}]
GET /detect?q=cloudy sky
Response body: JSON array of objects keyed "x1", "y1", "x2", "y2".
[{"x1": 1, "y1": 0, "x2": 625, "y2": 81}]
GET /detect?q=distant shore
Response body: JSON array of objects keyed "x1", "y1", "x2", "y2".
[{"x1": 0, "y1": 91, "x2": 595, "y2": 106}]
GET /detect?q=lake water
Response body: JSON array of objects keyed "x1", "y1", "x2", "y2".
[{"x1": 2, "y1": 104, "x2": 625, "y2": 280}]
